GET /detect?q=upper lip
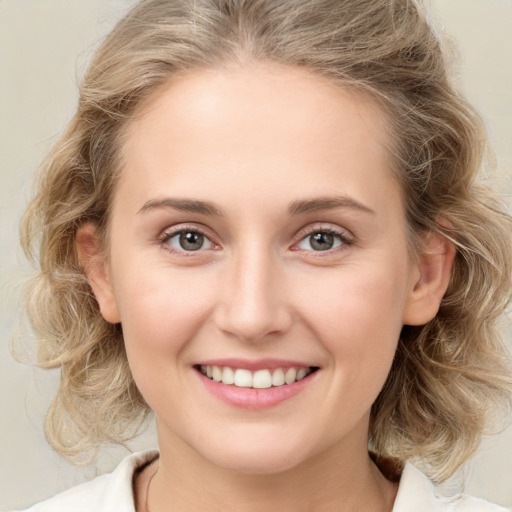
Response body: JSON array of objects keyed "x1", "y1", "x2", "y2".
[{"x1": 194, "y1": 358, "x2": 318, "y2": 371}]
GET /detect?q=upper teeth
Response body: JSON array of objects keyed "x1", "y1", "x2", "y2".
[{"x1": 200, "y1": 365, "x2": 313, "y2": 389}]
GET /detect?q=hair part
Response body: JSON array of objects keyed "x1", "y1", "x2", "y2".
[{"x1": 20, "y1": 0, "x2": 512, "y2": 480}]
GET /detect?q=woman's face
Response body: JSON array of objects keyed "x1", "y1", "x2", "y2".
[{"x1": 93, "y1": 65, "x2": 432, "y2": 474}]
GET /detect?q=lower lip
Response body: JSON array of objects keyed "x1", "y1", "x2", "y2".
[{"x1": 196, "y1": 370, "x2": 318, "y2": 410}]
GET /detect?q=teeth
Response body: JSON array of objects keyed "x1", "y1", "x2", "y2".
[
  {"x1": 284, "y1": 367, "x2": 297, "y2": 384},
  {"x1": 271, "y1": 368, "x2": 285, "y2": 386},
  {"x1": 253, "y1": 369, "x2": 272, "y2": 389},
  {"x1": 199, "y1": 365, "x2": 314, "y2": 388},
  {"x1": 296, "y1": 368, "x2": 307, "y2": 381},
  {"x1": 234, "y1": 369, "x2": 252, "y2": 387},
  {"x1": 212, "y1": 366, "x2": 222, "y2": 382},
  {"x1": 222, "y1": 366, "x2": 234, "y2": 385}
]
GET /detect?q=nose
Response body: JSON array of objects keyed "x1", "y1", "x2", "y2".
[{"x1": 214, "y1": 246, "x2": 293, "y2": 343}]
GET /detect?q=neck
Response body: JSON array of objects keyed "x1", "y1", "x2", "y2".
[{"x1": 139, "y1": 425, "x2": 398, "y2": 512}]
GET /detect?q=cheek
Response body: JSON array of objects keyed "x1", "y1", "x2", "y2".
[
  {"x1": 111, "y1": 263, "x2": 217, "y2": 379},
  {"x1": 113, "y1": 270, "x2": 222, "y2": 419},
  {"x1": 299, "y1": 262, "x2": 408, "y2": 333},
  {"x1": 294, "y1": 262, "x2": 408, "y2": 390}
]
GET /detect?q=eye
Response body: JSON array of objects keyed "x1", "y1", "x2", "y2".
[
  {"x1": 296, "y1": 230, "x2": 347, "y2": 252},
  {"x1": 164, "y1": 230, "x2": 215, "y2": 252}
]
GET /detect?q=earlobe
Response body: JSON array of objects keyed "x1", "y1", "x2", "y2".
[
  {"x1": 402, "y1": 229, "x2": 456, "y2": 326},
  {"x1": 75, "y1": 223, "x2": 121, "y2": 324}
]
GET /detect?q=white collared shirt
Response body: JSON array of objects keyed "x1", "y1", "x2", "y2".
[{"x1": 12, "y1": 450, "x2": 510, "y2": 511}]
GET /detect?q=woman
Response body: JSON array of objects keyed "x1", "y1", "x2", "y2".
[{"x1": 12, "y1": 0, "x2": 512, "y2": 510}]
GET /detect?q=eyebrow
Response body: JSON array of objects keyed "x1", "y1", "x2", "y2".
[
  {"x1": 138, "y1": 195, "x2": 375, "y2": 217},
  {"x1": 138, "y1": 198, "x2": 223, "y2": 216},
  {"x1": 287, "y1": 196, "x2": 375, "y2": 216}
]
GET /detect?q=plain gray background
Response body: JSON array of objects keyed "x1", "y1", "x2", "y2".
[{"x1": 1, "y1": 1, "x2": 511, "y2": 510}]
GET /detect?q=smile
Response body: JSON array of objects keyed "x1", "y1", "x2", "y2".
[{"x1": 197, "y1": 365, "x2": 318, "y2": 389}]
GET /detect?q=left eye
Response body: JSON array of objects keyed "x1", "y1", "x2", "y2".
[
  {"x1": 165, "y1": 231, "x2": 214, "y2": 252},
  {"x1": 297, "y1": 231, "x2": 345, "y2": 252}
]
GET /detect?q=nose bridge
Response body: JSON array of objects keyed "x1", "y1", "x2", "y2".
[{"x1": 215, "y1": 239, "x2": 291, "y2": 342}]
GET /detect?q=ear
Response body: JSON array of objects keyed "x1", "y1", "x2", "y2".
[
  {"x1": 402, "y1": 229, "x2": 456, "y2": 326},
  {"x1": 75, "y1": 223, "x2": 121, "y2": 324}
]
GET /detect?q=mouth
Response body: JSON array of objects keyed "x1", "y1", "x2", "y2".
[{"x1": 194, "y1": 364, "x2": 320, "y2": 389}]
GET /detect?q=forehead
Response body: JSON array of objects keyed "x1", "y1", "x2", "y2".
[
  {"x1": 118, "y1": 64, "x2": 400, "y2": 216},
  {"x1": 127, "y1": 63, "x2": 393, "y2": 152}
]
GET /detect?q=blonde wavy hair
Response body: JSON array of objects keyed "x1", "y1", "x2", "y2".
[{"x1": 20, "y1": 0, "x2": 512, "y2": 481}]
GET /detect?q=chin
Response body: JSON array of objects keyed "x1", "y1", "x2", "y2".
[{"x1": 199, "y1": 439, "x2": 312, "y2": 475}]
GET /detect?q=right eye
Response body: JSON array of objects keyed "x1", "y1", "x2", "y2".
[{"x1": 162, "y1": 230, "x2": 215, "y2": 253}]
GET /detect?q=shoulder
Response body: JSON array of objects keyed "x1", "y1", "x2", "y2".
[
  {"x1": 10, "y1": 450, "x2": 159, "y2": 512},
  {"x1": 393, "y1": 463, "x2": 511, "y2": 512}
]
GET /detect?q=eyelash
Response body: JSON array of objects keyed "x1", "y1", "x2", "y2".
[{"x1": 158, "y1": 224, "x2": 353, "y2": 256}]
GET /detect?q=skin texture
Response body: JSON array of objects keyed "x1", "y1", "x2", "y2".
[{"x1": 77, "y1": 64, "x2": 455, "y2": 512}]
